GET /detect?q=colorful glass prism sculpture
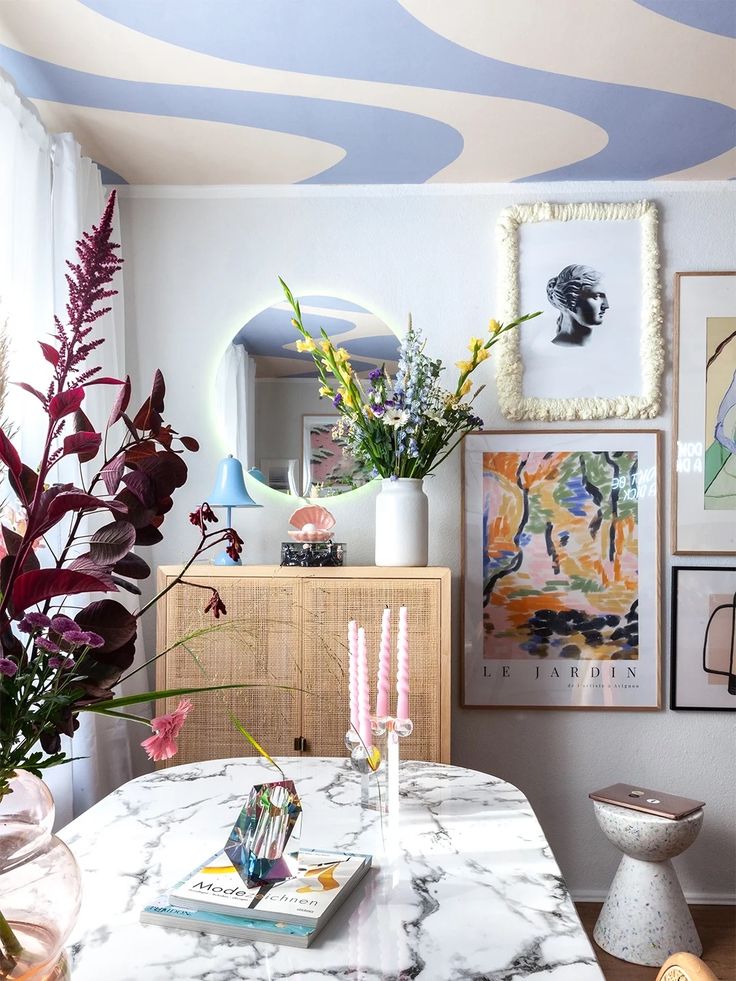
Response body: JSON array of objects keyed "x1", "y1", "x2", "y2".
[{"x1": 224, "y1": 780, "x2": 302, "y2": 888}]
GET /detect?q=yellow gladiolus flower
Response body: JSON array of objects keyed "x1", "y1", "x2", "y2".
[
  {"x1": 458, "y1": 378, "x2": 473, "y2": 398},
  {"x1": 488, "y1": 318, "x2": 502, "y2": 335},
  {"x1": 474, "y1": 347, "x2": 489, "y2": 363},
  {"x1": 319, "y1": 385, "x2": 333, "y2": 398},
  {"x1": 320, "y1": 339, "x2": 333, "y2": 354},
  {"x1": 468, "y1": 336, "x2": 484, "y2": 353},
  {"x1": 335, "y1": 347, "x2": 351, "y2": 364},
  {"x1": 295, "y1": 337, "x2": 316, "y2": 353},
  {"x1": 455, "y1": 359, "x2": 473, "y2": 373}
]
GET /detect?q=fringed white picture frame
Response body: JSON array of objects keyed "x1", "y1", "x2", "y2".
[{"x1": 496, "y1": 201, "x2": 663, "y2": 421}]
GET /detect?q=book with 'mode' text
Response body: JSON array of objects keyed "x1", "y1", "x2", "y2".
[{"x1": 140, "y1": 848, "x2": 371, "y2": 947}]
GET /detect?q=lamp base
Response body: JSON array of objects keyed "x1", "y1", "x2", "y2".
[{"x1": 212, "y1": 550, "x2": 242, "y2": 566}]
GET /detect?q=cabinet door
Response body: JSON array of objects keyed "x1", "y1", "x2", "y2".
[
  {"x1": 157, "y1": 575, "x2": 302, "y2": 766},
  {"x1": 300, "y1": 578, "x2": 447, "y2": 762}
]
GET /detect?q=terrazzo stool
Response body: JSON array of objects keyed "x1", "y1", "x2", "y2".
[{"x1": 592, "y1": 800, "x2": 704, "y2": 966}]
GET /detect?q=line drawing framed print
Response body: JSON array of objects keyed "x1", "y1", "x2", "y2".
[
  {"x1": 672, "y1": 271, "x2": 736, "y2": 554},
  {"x1": 671, "y1": 566, "x2": 736, "y2": 711}
]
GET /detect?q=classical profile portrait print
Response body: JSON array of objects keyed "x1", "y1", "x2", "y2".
[{"x1": 546, "y1": 264, "x2": 610, "y2": 346}]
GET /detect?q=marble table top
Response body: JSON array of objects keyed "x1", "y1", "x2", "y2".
[{"x1": 59, "y1": 757, "x2": 603, "y2": 980}]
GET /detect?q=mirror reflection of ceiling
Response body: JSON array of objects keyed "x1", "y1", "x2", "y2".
[
  {"x1": 0, "y1": 1, "x2": 733, "y2": 184},
  {"x1": 233, "y1": 297, "x2": 400, "y2": 379}
]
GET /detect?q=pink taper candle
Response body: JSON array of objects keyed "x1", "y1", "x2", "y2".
[
  {"x1": 348, "y1": 620, "x2": 359, "y2": 732},
  {"x1": 375, "y1": 607, "x2": 391, "y2": 718},
  {"x1": 357, "y1": 627, "x2": 373, "y2": 748},
  {"x1": 396, "y1": 606, "x2": 410, "y2": 721}
]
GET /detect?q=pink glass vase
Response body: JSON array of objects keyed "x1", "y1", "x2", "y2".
[{"x1": 0, "y1": 771, "x2": 80, "y2": 980}]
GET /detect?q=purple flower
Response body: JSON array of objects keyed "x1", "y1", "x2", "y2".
[
  {"x1": 369, "y1": 368, "x2": 383, "y2": 382},
  {"x1": 62, "y1": 629, "x2": 97, "y2": 648},
  {"x1": 332, "y1": 392, "x2": 343, "y2": 407},
  {"x1": 35, "y1": 637, "x2": 60, "y2": 654},
  {"x1": 18, "y1": 612, "x2": 52, "y2": 633},
  {"x1": 82, "y1": 631, "x2": 105, "y2": 649},
  {"x1": 49, "y1": 656, "x2": 75, "y2": 670},
  {"x1": 50, "y1": 615, "x2": 78, "y2": 634},
  {"x1": 0, "y1": 658, "x2": 18, "y2": 677}
]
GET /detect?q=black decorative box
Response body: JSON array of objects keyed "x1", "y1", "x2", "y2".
[{"x1": 280, "y1": 541, "x2": 345, "y2": 567}]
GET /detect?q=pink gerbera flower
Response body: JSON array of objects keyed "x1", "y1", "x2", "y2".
[{"x1": 140, "y1": 698, "x2": 193, "y2": 762}]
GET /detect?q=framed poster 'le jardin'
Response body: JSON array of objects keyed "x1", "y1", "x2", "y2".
[{"x1": 462, "y1": 430, "x2": 661, "y2": 709}]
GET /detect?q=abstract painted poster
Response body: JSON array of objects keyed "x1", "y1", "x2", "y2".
[
  {"x1": 704, "y1": 316, "x2": 736, "y2": 509},
  {"x1": 673, "y1": 272, "x2": 736, "y2": 553},
  {"x1": 463, "y1": 431, "x2": 660, "y2": 708}
]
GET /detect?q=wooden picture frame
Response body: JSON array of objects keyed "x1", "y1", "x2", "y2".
[
  {"x1": 672, "y1": 271, "x2": 736, "y2": 555},
  {"x1": 495, "y1": 200, "x2": 663, "y2": 421},
  {"x1": 462, "y1": 430, "x2": 661, "y2": 709},
  {"x1": 671, "y1": 566, "x2": 736, "y2": 711}
]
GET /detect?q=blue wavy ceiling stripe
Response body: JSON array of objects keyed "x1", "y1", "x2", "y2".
[
  {"x1": 97, "y1": 163, "x2": 128, "y2": 184},
  {"x1": 234, "y1": 307, "x2": 357, "y2": 353},
  {"x1": 0, "y1": 46, "x2": 461, "y2": 184},
  {"x1": 232, "y1": 301, "x2": 398, "y2": 378},
  {"x1": 633, "y1": 1, "x2": 736, "y2": 38},
  {"x1": 79, "y1": 0, "x2": 736, "y2": 180},
  {"x1": 295, "y1": 296, "x2": 372, "y2": 313}
]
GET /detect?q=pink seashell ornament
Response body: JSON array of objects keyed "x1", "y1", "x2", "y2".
[{"x1": 288, "y1": 505, "x2": 336, "y2": 542}]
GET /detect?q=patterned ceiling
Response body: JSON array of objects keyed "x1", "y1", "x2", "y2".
[
  {"x1": 0, "y1": 0, "x2": 734, "y2": 184},
  {"x1": 233, "y1": 296, "x2": 399, "y2": 379}
]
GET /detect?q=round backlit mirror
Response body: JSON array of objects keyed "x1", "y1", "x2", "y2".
[{"x1": 218, "y1": 295, "x2": 400, "y2": 497}]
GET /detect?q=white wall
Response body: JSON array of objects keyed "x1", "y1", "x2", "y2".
[
  {"x1": 255, "y1": 378, "x2": 329, "y2": 481},
  {"x1": 118, "y1": 181, "x2": 736, "y2": 902}
]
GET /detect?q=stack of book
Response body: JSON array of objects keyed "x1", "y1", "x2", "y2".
[{"x1": 141, "y1": 848, "x2": 372, "y2": 948}]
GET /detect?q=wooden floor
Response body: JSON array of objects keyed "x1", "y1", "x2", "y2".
[{"x1": 575, "y1": 904, "x2": 736, "y2": 981}]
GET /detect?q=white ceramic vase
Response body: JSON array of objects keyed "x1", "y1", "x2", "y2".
[{"x1": 374, "y1": 478, "x2": 428, "y2": 567}]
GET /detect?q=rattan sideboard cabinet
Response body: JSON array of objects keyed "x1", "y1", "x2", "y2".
[{"x1": 155, "y1": 565, "x2": 451, "y2": 767}]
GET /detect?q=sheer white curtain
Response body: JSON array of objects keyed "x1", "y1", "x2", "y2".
[
  {"x1": 215, "y1": 342, "x2": 256, "y2": 468},
  {"x1": 0, "y1": 76, "x2": 146, "y2": 824},
  {"x1": 44, "y1": 134, "x2": 150, "y2": 824},
  {"x1": 0, "y1": 71, "x2": 53, "y2": 463}
]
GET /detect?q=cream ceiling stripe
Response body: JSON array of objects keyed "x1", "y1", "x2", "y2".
[
  {"x1": 399, "y1": 0, "x2": 736, "y2": 110},
  {"x1": 32, "y1": 101, "x2": 346, "y2": 184},
  {"x1": 0, "y1": 0, "x2": 606, "y2": 183}
]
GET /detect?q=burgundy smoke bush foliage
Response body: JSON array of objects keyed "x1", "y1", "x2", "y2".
[{"x1": 0, "y1": 193, "x2": 237, "y2": 780}]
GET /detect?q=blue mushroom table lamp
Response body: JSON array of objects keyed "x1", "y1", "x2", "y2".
[{"x1": 209, "y1": 455, "x2": 262, "y2": 565}]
